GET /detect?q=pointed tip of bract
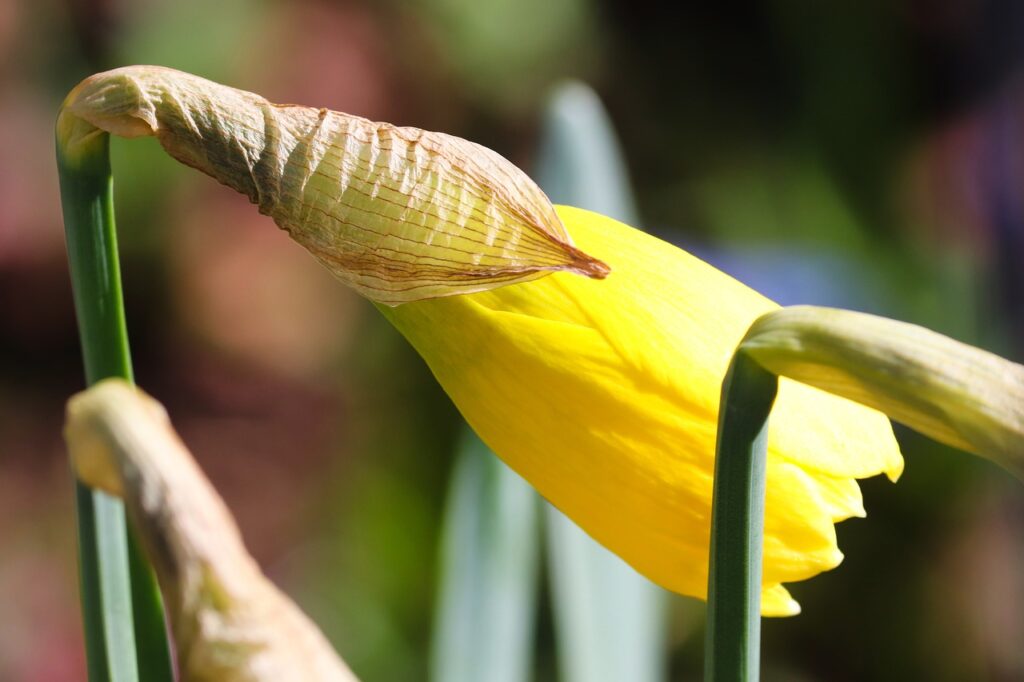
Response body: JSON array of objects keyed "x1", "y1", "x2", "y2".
[
  {"x1": 547, "y1": 205, "x2": 611, "y2": 279},
  {"x1": 563, "y1": 243, "x2": 611, "y2": 280},
  {"x1": 515, "y1": 206, "x2": 610, "y2": 281}
]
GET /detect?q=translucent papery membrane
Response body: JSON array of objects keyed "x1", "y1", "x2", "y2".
[{"x1": 59, "y1": 65, "x2": 609, "y2": 305}]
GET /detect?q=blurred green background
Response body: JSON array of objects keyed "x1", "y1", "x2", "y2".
[{"x1": 2, "y1": 0, "x2": 1024, "y2": 679}]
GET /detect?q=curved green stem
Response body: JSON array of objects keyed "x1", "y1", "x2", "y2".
[
  {"x1": 704, "y1": 352, "x2": 778, "y2": 682},
  {"x1": 704, "y1": 303, "x2": 1024, "y2": 681},
  {"x1": 57, "y1": 116, "x2": 173, "y2": 681}
]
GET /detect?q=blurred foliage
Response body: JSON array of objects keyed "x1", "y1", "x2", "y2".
[
  {"x1": 404, "y1": 0, "x2": 601, "y2": 112},
  {"x1": 3, "y1": 0, "x2": 1024, "y2": 680},
  {"x1": 430, "y1": 432, "x2": 539, "y2": 682}
]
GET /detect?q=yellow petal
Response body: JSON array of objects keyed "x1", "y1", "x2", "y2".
[
  {"x1": 761, "y1": 584, "x2": 801, "y2": 617},
  {"x1": 804, "y1": 471, "x2": 866, "y2": 522},
  {"x1": 773, "y1": 378, "x2": 904, "y2": 482},
  {"x1": 380, "y1": 205, "x2": 903, "y2": 614}
]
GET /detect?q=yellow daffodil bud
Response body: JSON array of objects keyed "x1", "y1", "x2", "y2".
[
  {"x1": 61, "y1": 67, "x2": 904, "y2": 616},
  {"x1": 379, "y1": 207, "x2": 904, "y2": 616},
  {"x1": 740, "y1": 306, "x2": 1024, "y2": 479},
  {"x1": 58, "y1": 65, "x2": 607, "y2": 305},
  {"x1": 65, "y1": 379, "x2": 357, "y2": 682}
]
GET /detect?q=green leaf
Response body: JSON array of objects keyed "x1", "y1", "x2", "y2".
[
  {"x1": 544, "y1": 508, "x2": 668, "y2": 682},
  {"x1": 535, "y1": 82, "x2": 640, "y2": 223},
  {"x1": 430, "y1": 432, "x2": 540, "y2": 682},
  {"x1": 535, "y1": 81, "x2": 668, "y2": 682}
]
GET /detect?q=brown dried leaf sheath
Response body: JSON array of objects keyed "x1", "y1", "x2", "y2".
[
  {"x1": 60, "y1": 65, "x2": 609, "y2": 304},
  {"x1": 65, "y1": 380, "x2": 358, "y2": 681}
]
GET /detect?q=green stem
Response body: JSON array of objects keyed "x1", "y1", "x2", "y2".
[
  {"x1": 704, "y1": 352, "x2": 778, "y2": 682},
  {"x1": 57, "y1": 121, "x2": 173, "y2": 681}
]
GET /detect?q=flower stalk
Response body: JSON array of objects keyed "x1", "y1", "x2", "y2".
[
  {"x1": 742, "y1": 306, "x2": 1024, "y2": 478},
  {"x1": 705, "y1": 353, "x2": 777, "y2": 682},
  {"x1": 706, "y1": 305, "x2": 1024, "y2": 681},
  {"x1": 56, "y1": 109, "x2": 174, "y2": 681}
]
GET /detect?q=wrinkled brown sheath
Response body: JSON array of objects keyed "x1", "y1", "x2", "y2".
[{"x1": 60, "y1": 65, "x2": 608, "y2": 305}]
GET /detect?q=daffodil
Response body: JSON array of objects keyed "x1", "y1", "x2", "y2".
[
  {"x1": 379, "y1": 206, "x2": 903, "y2": 616},
  {"x1": 61, "y1": 65, "x2": 904, "y2": 616}
]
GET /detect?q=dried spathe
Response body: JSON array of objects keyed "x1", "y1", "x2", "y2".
[{"x1": 59, "y1": 65, "x2": 608, "y2": 305}]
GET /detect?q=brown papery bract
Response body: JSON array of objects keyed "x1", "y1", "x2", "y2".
[
  {"x1": 65, "y1": 380, "x2": 359, "y2": 682},
  {"x1": 58, "y1": 65, "x2": 609, "y2": 305}
]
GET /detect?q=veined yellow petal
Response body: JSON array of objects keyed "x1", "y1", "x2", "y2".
[
  {"x1": 774, "y1": 378, "x2": 904, "y2": 482},
  {"x1": 803, "y1": 471, "x2": 867, "y2": 522},
  {"x1": 761, "y1": 584, "x2": 801, "y2": 617},
  {"x1": 380, "y1": 205, "x2": 902, "y2": 614}
]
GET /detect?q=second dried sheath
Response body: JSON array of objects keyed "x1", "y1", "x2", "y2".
[{"x1": 60, "y1": 66, "x2": 609, "y2": 305}]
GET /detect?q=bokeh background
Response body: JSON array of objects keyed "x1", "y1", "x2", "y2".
[{"x1": 3, "y1": 0, "x2": 1024, "y2": 679}]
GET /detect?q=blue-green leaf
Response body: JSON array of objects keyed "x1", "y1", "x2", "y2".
[
  {"x1": 535, "y1": 80, "x2": 668, "y2": 682},
  {"x1": 430, "y1": 432, "x2": 540, "y2": 682}
]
